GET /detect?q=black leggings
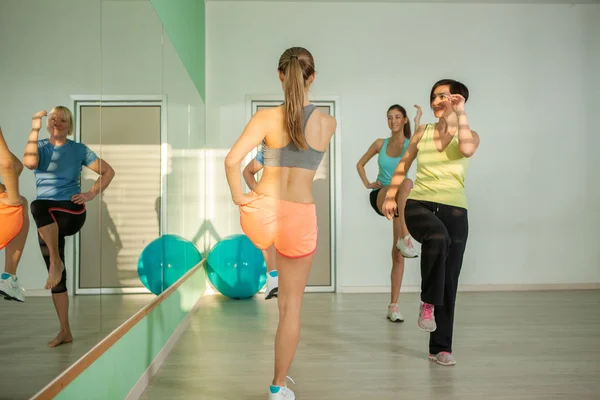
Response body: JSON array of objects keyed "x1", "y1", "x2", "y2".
[
  {"x1": 404, "y1": 199, "x2": 469, "y2": 354},
  {"x1": 30, "y1": 200, "x2": 87, "y2": 294}
]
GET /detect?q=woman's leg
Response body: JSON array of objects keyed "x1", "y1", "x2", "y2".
[
  {"x1": 264, "y1": 245, "x2": 279, "y2": 300},
  {"x1": 36, "y1": 221, "x2": 63, "y2": 290},
  {"x1": 38, "y1": 232, "x2": 72, "y2": 347},
  {"x1": 31, "y1": 201, "x2": 86, "y2": 347},
  {"x1": 4, "y1": 198, "x2": 29, "y2": 276},
  {"x1": 395, "y1": 179, "x2": 418, "y2": 258},
  {"x1": 404, "y1": 200, "x2": 450, "y2": 332},
  {"x1": 0, "y1": 127, "x2": 23, "y2": 203},
  {"x1": 387, "y1": 216, "x2": 405, "y2": 320},
  {"x1": 31, "y1": 201, "x2": 86, "y2": 290},
  {"x1": 376, "y1": 181, "x2": 417, "y2": 258},
  {"x1": 428, "y1": 205, "x2": 468, "y2": 363},
  {"x1": 272, "y1": 251, "x2": 314, "y2": 386}
]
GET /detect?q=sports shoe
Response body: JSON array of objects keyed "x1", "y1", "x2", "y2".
[
  {"x1": 0, "y1": 273, "x2": 25, "y2": 302},
  {"x1": 396, "y1": 235, "x2": 418, "y2": 258},
  {"x1": 264, "y1": 270, "x2": 279, "y2": 300},
  {"x1": 268, "y1": 376, "x2": 295, "y2": 399},
  {"x1": 429, "y1": 352, "x2": 456, "y2": 366},
  {"x1": 387, "y1": 303, "x2": 404, "y2": 322},
  {"x1": 418, "y1": 302, "x2": 436, "y2": 332}
]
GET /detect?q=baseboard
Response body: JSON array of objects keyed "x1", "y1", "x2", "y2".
[
  {"x1": 342, "y1": 283, "x2": 600, "y2": 293},
  {"x1": 125, "y1": 297, "x2": 201, "y2": 400}
]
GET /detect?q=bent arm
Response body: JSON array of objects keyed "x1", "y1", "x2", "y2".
[
  {"x1": 225, "y1": 111, "x2": 269, "y2": 204},
  {"x1": 356, "y1": 139, "x2": 382, "y2": 188},
  {"x1": 384, "y1": 125, "x2": 425, "y2": 200},
  {"x1": 457, "y1": 111, "x2": 479, "y2": 157},
  {"x1": 85, "y1": 158, "x2": 115, "y2": 197},
  {"x1": 243, "y1": 159, "x2": 263, "y2": 190},
  {"x1": 23, "y1": 129, "x2": 40, "y2": 170}
]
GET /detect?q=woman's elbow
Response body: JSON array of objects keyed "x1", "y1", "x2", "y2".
[
  {"x1": 224, "y1": 154, "x2": 239, "y2": 169},
  {"x1": 23, "y1": 160, "x2": 37, "y2": 170},
  {"x1": 102, "y1": 164, "x2": 116, "y2": 180},
  {"x1": 459, "y1": 147, "x2": 476, "y2": 158}
]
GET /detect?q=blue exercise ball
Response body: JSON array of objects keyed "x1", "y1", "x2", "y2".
[
  {"x1": 206, "y1": 234, "x2": 267, "y2": 299},
  {"x1": 138, "y1": 234, "x2": 203, "y2": 296}
]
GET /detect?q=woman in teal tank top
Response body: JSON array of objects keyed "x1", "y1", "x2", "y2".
[{"x1": 356, "y1": 104, "x2": 422, "y2": 323}]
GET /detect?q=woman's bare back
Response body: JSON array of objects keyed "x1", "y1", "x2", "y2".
[{"x1": 255, "y1": 105, "x2": 336, "y2": 203}]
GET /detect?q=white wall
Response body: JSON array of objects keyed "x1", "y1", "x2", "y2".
[
  {"x1": 206, "y1": 1, "x2": 600, "y2": 291},
  {"x1": 0, "y1": 0, "x2": 205, "y2": 292}
]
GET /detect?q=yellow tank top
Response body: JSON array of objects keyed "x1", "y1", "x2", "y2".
[{"x1": 408, "y1": 124, "x2": 470, "y2": 209}]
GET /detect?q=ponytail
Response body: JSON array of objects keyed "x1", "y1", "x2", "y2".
[
  {"x1": 277, "y1": 47, "x2": 315, "y2": 150},
  {"x1": 403, "y1": 119, "x2": 411, "y2": 140},
  {"x1": 283, "y1": 56, "x2": 307, "y2": 149}
]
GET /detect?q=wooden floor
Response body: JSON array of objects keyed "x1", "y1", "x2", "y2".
[
  {"x1": 0, "y1": 293, "x2": 154, "y2": 400},
  {"x1": 141, "y1": 291, "x2": 600, "y2": 400}
]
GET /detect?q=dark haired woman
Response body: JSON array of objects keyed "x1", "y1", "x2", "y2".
[
  {"x1": 356, "y1": 104, "x2": 422, "y2": 323},
  {"x1": 382, "y1": 79, "x2": 480, "y2": 366}
]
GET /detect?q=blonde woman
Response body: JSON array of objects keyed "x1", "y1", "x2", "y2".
[{"x1": 23, "y1": 107, "x2": 115, "y2": 347}]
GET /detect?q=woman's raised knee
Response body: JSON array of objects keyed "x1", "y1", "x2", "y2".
[
  {"x1": 400, "y1": 178, "x2": 414, "y2": 193},
  {"x1": 0, "y1": 156, "x2": 15, "y2": 172}
]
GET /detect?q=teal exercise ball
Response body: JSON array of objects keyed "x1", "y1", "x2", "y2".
[
  {"x1": 138, "y1": 234, "x2": 202, "y2": 295},
  {"x1": 206, "y1": 234, "x2": 267, "y2": 299}
]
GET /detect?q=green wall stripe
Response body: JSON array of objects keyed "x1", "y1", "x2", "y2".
[
  {"x1": 150, "y1": 0, "x2": 206, "y2": 101},
  {"x1": 55, "y1": 266, "x2": 207, "y2": 400}
]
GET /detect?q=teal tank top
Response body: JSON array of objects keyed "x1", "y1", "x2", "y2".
[{"x1": 375, "y1": 137, "x2": 409, "y2": 187}]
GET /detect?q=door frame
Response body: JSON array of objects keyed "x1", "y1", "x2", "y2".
[
  {"x1": 70, "y1": 95, "x2": 168, "y2": 295},
  {"x1": 245, "y1": 94, "x2": 343, "y2": 293}
]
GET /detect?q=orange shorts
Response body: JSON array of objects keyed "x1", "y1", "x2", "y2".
[
  {"x1": 239, "y1": 195, "x2": 318, "y2": 259},
  {"x1": 0, "y1": 193, "x2": 24, "y2": 250}
]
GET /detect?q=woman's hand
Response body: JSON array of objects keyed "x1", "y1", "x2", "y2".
[
  {"x1": 414, "y1": 104, "x2": 423, "y2": 122},
  {"x1": 72, "y1": 191, "x2": 96, "y2": 205},
  {"x1": 366, "y1": 180, "x2": 383, "y2": 190},
  {"x1": 234, "y1": 191, "x2": 263, "y2": 206},
  {"x1": 449, "y1": 94, "x2": 466, "y2": 113},
  {"x1": 0, "y1": 196, "x2": 23, "y2": 207},
  {"x1": 382, "y1": 196, "x2": 397, "y2": 220},
  {"x1": 32, "y1": 110, "x2": 47, "y2": 131}
]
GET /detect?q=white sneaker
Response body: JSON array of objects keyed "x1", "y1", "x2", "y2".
[
  {"x1": 268, "y1": 377, "x2": 295, "y2": 400},
  {"x1": 396, "y1": 235, "x2": 418, "y2": 258},
  {"x1": 0, "y1": 273, "x2": 25, "y2": 303},
  {"x1": 387, "y1": 303, "x2": 404, "y2": 322},
  {"x1": 264, "y1": 271, "x2": 279, "y2": 300}
]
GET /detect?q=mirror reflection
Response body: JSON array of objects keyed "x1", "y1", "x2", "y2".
[{"x1": 0, "y1": 0, "x2": 205, "y2": 398}]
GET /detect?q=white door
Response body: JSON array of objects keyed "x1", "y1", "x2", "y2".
[
  {"x1": 72, "y1": 96, "x2": 166, "y2": 294},
  {"x1": 247, "y1": 99, "x2": 339, "y2": 292}
]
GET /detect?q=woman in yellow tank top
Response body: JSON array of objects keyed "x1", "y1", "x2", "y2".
[{"x1": 382, "y1": 79, "x2": 480, "y2": 366}]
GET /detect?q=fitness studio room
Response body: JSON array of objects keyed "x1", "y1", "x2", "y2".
[{"x1": 0, "y1": 0, "x2": 598, "y2": 399}]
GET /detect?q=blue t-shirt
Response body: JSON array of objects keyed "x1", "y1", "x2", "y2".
[{"x1": 34, "y1": 139, "x2": 99, "y2": 201}]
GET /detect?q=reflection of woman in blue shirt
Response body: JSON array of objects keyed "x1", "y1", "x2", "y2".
[
  {"x1": 23, "y1": 107, "x2": 115, "y2": 348},
  {"x1": 356, "y1": 104, "x2": 422, "y2": 323},
  {"x1": 242, "y1": 144, "x2": 278, "y2": 300}
]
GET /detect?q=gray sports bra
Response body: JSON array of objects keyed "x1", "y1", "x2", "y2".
[{"x1": 261, "y1": 104, "x2": 325, "y2": 170}]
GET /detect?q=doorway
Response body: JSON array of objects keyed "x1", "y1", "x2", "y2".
[
  {"x1": 245, "y1": 96, "x2": 341, "y2": 293},
  {"x1": 71, "y1": 95, "x2": 167, "y2": 294}
]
